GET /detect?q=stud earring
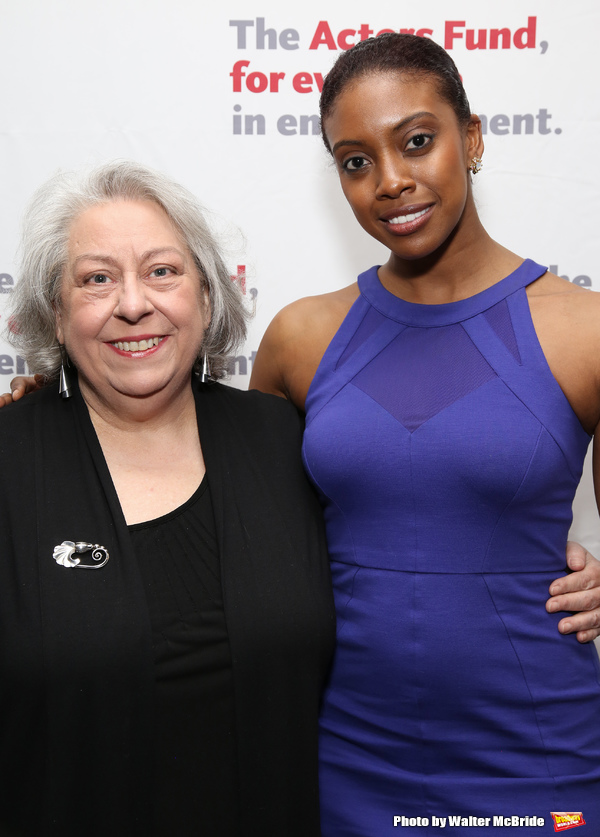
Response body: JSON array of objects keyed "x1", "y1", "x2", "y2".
[
  {"x1": 469, "y1": 156, "x2": 483, "y2": 175},
  {"x1": 58, "y1": 344, "x2": 73, "y2": 399}
]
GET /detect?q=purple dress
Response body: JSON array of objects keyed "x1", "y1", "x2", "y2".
[{"x1": 303, "y1": 261, "x2": 600, "y2": 835}]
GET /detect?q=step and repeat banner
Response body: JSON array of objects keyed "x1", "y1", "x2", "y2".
[{"x1": 2, "y1": 0, "x2": 600, "y2": 570}]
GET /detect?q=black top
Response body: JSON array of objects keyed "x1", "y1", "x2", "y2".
[
  {"x1": 130, "y1": 478, "x2": 239, "y2": 835},
  {"x1": 0, "y1": 380, "x2": 335, "y2": 837}
]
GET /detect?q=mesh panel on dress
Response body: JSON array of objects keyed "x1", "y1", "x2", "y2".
[
  {"x1": 351, "y1": 323, "x2": 497, "y2": 431},
  {"x1": 483, "y1": 298, "x2": 521, "y2": 365}
]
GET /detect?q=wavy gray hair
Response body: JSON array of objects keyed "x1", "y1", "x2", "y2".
[{"x1": 8, "y1": 160, "x2": 247, "y2": 380}]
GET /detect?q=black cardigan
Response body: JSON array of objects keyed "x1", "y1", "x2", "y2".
[{"x1": 0, "y1": 380, "x2": 335, "y2": 837}]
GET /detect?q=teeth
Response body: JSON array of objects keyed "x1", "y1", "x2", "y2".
[
  {"x1": 388, "y1": 208, "x2": 429, "y2": 225},
  {"x1": 113, "y1": 337, "x2": 162, "y2": 352}
]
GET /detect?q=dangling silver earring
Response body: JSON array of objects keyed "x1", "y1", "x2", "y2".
[
  {"x1": 200, "y1": 354, "x2": 211, "y2": 383},
  {"x1": 58, "y1": 344, "x2": 73, "y2": 399}
]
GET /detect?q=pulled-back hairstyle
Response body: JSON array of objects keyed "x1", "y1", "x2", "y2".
[
  {"x1": 320, "y1": 33, "x2": 472, "y2": 152},
  {"x1": 8, "y1": 160, "x2": 247, "y2": 380}
]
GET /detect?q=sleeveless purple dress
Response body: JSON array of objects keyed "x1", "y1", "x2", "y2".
[{"x1": 303, "y1": 261, "x2": 600, "y2": 835}]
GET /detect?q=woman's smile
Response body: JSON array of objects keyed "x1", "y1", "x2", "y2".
[
  {"x1": 109, "y1": 335, "x2": 166, "y2": 354},
  {"x1": 381, "y1": 205, "x2": 434, "y2": 235}
]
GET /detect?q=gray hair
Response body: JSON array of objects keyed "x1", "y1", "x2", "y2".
[{"x1": 8, "y1": 160, "x2": 247, "y2": 380}]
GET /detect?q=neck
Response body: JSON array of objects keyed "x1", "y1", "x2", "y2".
[
  {"x1": 79, "y1": 374, "x2": 198, "y2": 436},
  {"x1": 380, "y1": 206, "x2": 521, "y2": 305}
]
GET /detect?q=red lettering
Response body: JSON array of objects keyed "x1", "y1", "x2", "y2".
[
  {"x1": 293, "y1": 72, "x2": 313, "y2": 93},
  {"x1": 445, "y1": 20, "x2": 465, "y2": 49},
  {"x1": 466, "y1": 29, "x2": 486, "y2": 49},
  {"x1": 489, "y1": 28, "x2": 510, "y2": 49},
  {"x1": 308, "y1": 22, "x2": 436, "y2": 52},
  {"x1": 514, "y1": 16, "x2": 536, "y2": 49},
  {"x1": 247, "y1": 72, "x2": 268, "y2": 93},
  {"x1": 268, "y1": 72, "x2": 285, "y2": 92},
  {"x1": 314, "y1": 72, "x2": 324, "y2": 92},
  {"x1": 337, "y1": 28, "x2": 356, "y2": 50},
  {"x1": 230, "y1": 60, "x2": 250, "y2": 93},
  {"x1": 309, "y1": 20, "x2": 337, "y2": 49}
]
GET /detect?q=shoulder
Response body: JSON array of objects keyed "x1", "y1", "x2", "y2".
[
  {"x1": 196, "y1": 383, "x2": 310, "y2": 484},
  {"x1": 0, "y1": 383, "x2": 55, "y2": 435},
  {"x1": 251, "y1": 284, "x2": 360, "y2": 407},
  {"x1": 528, "y1": 270, "x2": 600, "y2": 327},
  {"x1": 267, "y1": 284, "x2": 360, "y2": 341},
  {"x1": 527, "y1": 271, "x2": 600, "y2": 432},
  {"x1": 0, "y1": 386, "x2": 61, "y2": 501}
]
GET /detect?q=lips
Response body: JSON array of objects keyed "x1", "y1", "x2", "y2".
[{"x1": 381, "y1": 204, "x2": 433, "y2": 235}]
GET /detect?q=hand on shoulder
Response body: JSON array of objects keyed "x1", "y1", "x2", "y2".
[{"x1": 0, "y1": 374, "x2": 45, "y2": 408}]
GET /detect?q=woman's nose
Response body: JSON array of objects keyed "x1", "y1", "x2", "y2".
[
  {"x1": 375, "y1": 158, "x2": 415, "y2": 200},
  {"x1": 113, "y1": 277, "x2": 154, "y2": 322}
]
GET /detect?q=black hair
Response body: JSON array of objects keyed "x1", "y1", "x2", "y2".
[{"x1": 320, "y1": 33, "x2": 472, "y2": 152}]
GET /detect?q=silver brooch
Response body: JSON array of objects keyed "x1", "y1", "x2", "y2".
[{"x1": 52, "y1": 541, "x2": 110, "y2": 569}]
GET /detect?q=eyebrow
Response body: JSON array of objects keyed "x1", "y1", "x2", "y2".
[
  {"x1": 72, "y1": 247, "x2": 186, "y2": 266},
  {"x1": 331, "y1": 111, "x2": 436, "y2": 154}
]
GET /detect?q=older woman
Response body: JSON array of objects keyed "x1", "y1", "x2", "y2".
[{"x1": 0, "y1": 161, "x2": 335, "y2": 837}]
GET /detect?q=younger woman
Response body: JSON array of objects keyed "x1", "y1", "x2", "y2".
[{"x1": 251, "y1": 33, "x2": 600, "y2": 834}]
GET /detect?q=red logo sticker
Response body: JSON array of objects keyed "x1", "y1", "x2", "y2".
[{"x1": 551, "y1": 813, "x2": 586, "y2": 832}]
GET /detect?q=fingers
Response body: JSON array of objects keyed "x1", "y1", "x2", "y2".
[
  {"x1": 547, "y1": 541, "x2": 600, "y2": 642},
  {"x1": 549, "y1": 543, "x2": 600, "y2": 597},
  {"x1": 563, "y1": 539, "x2": 588, "y2": 572},
  {"x1": 11, "y1": 374, "x2": 43, "y2": 399},
  {"x1": 557, "y1": 613, "x2": 600, "y2": 644},
  {"x1": 0, "y1": 375, "x2": 45, "y2": 407}
]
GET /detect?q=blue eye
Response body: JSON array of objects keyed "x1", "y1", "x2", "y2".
[
  {"x1": 150, "y1": 267, "x2": 173, "y2": 278},
  {"x1": 88, "y1": 273, "x2": 111, "y2": 284}
]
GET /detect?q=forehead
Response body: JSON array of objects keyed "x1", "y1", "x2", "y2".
[
  {"x1": 324, "y1": 72, "x2": 457, "y2": 145},
  {"x1": 67, "y1": 199, "x2": 185, "y2": 256}
]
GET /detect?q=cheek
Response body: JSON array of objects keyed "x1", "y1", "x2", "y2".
[{"x1": 340, "y1": 180, "x2": 369, "y2": 218}]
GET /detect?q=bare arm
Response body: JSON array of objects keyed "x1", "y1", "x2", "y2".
[
  {"x1": 529, "y1": 280, "x2": 600, "y2": 643},
  {"x1": 250, "y1": 286, "x2": 358, "y2": 411}
]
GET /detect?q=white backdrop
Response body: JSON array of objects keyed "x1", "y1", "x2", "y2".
[{"x1": 2, "y1": 0, "x2": 599, "y2": 642}]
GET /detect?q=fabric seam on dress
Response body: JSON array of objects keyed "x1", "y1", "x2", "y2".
[
  {"x1": 480, "y1": 571, "x2": 557, "y2": 789},
  {"x1": 511, "y1": 289, "x2": 591, "y2": 439},
  {"x1": 480, "y1": 424, "x2": 543, "y2": 574},
  {"x1": 305, "y1": 295, "x2": 368, "y2": 415},
  {"x1": 462, "y1": 317, "x2": 586, "y2": 483},
  {"x1": 409, "y1": 432, "x2": 430, "y2": 811}
]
